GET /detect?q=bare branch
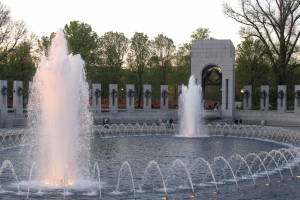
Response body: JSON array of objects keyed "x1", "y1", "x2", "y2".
[{"x1": 224, "y1": 0, "x2": 300, "y2": 84}]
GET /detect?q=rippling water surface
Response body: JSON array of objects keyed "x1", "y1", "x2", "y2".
[{"x1": 0, "y1": 135, "x2": 296, "y2": 200}]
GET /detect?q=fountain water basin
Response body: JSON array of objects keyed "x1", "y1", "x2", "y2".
[{"x1": 0, "y1": 133, "x2": 299, "y2": 200}]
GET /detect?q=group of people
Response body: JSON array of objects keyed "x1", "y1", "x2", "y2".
[
  {"x1": 158, "y1": 118, "x2": 174, "y2": 128},
  {"x1": 234, "y1": 119, "x2": 243, "y2": 124},
  {"x1": 102, "y1": 117, "x2": 174, "y2": 128}
]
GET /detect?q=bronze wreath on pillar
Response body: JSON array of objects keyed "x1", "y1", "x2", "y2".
[
  {"x1": 243, "y1": 90, "x2": 250, "y2": 99},
  {"x1": 94, "y1": 88, "x2": 101, "y2": 98},
  {"x1": 1, "y1": 86, "x2": 7, "y2": 96},
  {"x1": 277, "y1": 90, "x2": 284, "y2": 99},
  {"x1": 260, "y1": 90, "x2": 267, "y2": 99},
  {"x1": 127, "y1": 89, "x2": 135, "y2": 98},
  {"x1": 17, "y1": 87, "x2": 23, "y2": 96},
  {"x1": 161, "y1": 90, "x2": 168, "y2": 106},
  {"x1": 111, "y1": 89, "x2": 118, "y2": 106},
  {"x1": 295, "y1": 90, "x2": 300, "y2": 99},
  {"x1": 144, "y1": 89, "x2": 151, "y2": 98}
]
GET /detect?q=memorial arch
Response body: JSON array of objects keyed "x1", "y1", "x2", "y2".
[{"x1": 191, "y1": 40, "x2": 235, "y2": 118}]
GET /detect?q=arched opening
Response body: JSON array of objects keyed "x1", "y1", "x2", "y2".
[{"x1": 202, "y1": 65, "x2": 222, "y2": 110}]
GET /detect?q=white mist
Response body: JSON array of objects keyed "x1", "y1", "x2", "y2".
[
  {"x1": 179, "y1": 76, "x2": 204, "y2": 137},
  {"x1": 28, "y1": 30, "x2": 92, "y2": 185}
]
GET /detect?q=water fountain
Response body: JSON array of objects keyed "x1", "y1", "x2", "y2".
[
  {"x1": 27, "y1": 29, "x2": 92, "y2": 186},
  {"x1": 0, "y1": 122, "x2": 299, "y2": 199},
  {"x1": 178, "y1": 75, "x2": 204, "y2": 137},
  {"x1": 0, "y1": 31, "x2": 299, "y2": 200}
]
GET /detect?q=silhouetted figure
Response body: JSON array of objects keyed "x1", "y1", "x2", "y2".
[
  {"x1": 103, "y1": 118, "x2": 110, "y2": 128},
  {"x1": 168, "y1": 118, "x2": 173, "y2": 128}
]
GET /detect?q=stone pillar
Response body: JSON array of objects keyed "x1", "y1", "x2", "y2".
[
  {"x1": 13, "y1": 81, "x2": 24, "y2": 116},
  {"x1": 27, "y1": 81, "x2": 33, "y2": 107},
  {"x1": 143, "y1": 85, "x2": 152, "y2": 111},
  {"x1": 260, "y1": 85, "x2": 269, "y2": 111},
  {"x1": 0, "y1": 80, "x2": 8, "y2": 120},
  {"x1": 109, "y1": 84, "x2": 118, "y2": 112},
  {"x1": 92, "y1": 84, "x2": 101, "y2": 113},
  {"x1": 277, "y1": 85, "x2": 287, "y2": 112},
  {"x1": 28, "y1": 81, "x2": 33, "y2": 94},
  {"x1": 25, "y1": 81, "x2": 33, "y2": 114},
  {"x1": 221, "y1": 71, "x2": 235, "y2": 117},
  {"x1": 243, "y1": 85, "x2": 252, "y2": 110},
  {"x1": 126, "y1": 84, "x2": 135, "y2": 111},
  {"x1": 294, "y1": 85, "x2": 300, "y2": 114},
  {"x1": 160, "y1": 85, "x2": 168, "y2": 109},
  {"x1": 178, "y1": 85, "x2": 183, "y2": 109}
]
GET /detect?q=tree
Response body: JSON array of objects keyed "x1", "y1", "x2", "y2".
[
  {"x1": 0, "y1": 3, "x2": 28, "y2": 62},
  {"x1": 235, "y1": 38, "x2": 274, "y2": 105},
  {"x1": 0, "y1": 42, "x2": 36, "y2": 103},
  {"x1": 224, "y1": 0, "x2": 300, "y2": 84},
  {"x1": 99, "y1": 31, "x2": 129, "y2": 68},
  {"x1": 64, "y1": 21, "x2": 100, "y2": 66},
  {"x1": 174, "y1": 43, "x2": 191, "y2": 67},
  {"x1": 150, "y1": 34, "x2": 175, "y2": 84},
  {"x1": 6, "y1": 42, "x2": 35, "y2": 81},
  {"x1": 236, "y1": 38, "x2": 273, "y2": 86},
  {"x1": 127, "y1": 32, "x2": 151, "y2": 107},
  {"x1": 37, "y1": 32, "x2": 55, "y2": 56},
  {"x1": 190, "y1": 28, "x2": 214, "y2": 41},
  {"x1": 0, "y1": 2, "x2": 34, "y2": 85},
  {"x1": 0, "y1": 3, "x2": 9, "y2": 29},
  {"x1": 0, "y1": 20, "x2": 27, "y2": 52}
]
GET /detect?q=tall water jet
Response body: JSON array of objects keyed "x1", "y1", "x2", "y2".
[
  {"x1": 178, "y1": 76, "x2": 203, "y2": 137},
  {"x1": 27, "y1": 30, "x2": 92, "y2": 185}
]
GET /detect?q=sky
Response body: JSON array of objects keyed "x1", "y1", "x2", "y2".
[{"x1": 1, "y1": 0, "x2": 242, "y2": 46}]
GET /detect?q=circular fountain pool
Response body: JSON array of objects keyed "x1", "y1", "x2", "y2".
[{"x1": 0, "y1": 133, "x2": 299, "y2": 200}]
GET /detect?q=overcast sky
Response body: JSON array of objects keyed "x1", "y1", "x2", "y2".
[{"x1": 2, "y1": 0, "x2": 242, "y2": 46}]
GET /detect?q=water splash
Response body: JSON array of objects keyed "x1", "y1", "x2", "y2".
[
  {"x1": 114, "y1": 161, "x2": 136, "y2": 198},
  {"x1": 26, "y1": 162, "x2": 37, "y2": 199},
  {"x1": 92, "y1": 162, "x2": 102, "y2": 199},
  {"x1": 178, "y1": 76, "x2": 204, "y2": 137},
  {"x1": 140, "y1": 160, "x2": 168, "y2": 196},
  {"x1": 168, "y1": 159, "x2": 195, "y2": 194},
  {"x1": 0, "y1": 160, "x2": 20, "y2": 192},
  {"x1": 27, "y1": 29, "x2": 92, "y2": 185}
]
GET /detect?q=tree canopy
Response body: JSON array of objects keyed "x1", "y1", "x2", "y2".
[
  {"x1": 99, "y1": 31, "x2": 129, "y2": 68},
  {"x1": 64, "y1": 21, "x2": 100, "y2": 66},
  {"x1": 224, "y1": 0, "x2": 300, "y2": 84}
]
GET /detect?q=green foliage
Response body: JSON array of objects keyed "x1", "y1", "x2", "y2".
[
  {"x1": 37, "y1": 32, "x2": 55, "y2": 56},
  {"x1": 99, "y1": 31, "x2": 129, "y2": 68},
  {"x1": 150, "y1": 34, "x2": 175, "y2": 67},
  {"x1": 0, "y1": 42, "x2": 35, "y2": 81},
  {"x1": 127, "y1": 32, "x2": 150, "y2": 70},
  {"x1": 174, "y1": 43, "x2": 191, "y2": 67},
  {"x1": 150, "y1": 34, "x2": 175, "y2": 85},
  {"x1": 235, "y1": 38, "x2": 275, "y2": 103},
  {"x1": 190, "y1": 28, "x2": 214, "y2": 41},
  {"x1": 64, "y1": 21, "x2": 100, "y2": 66},
  {"x1": 0, "y1": 42, "x2": 35, "y2": 104}
]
